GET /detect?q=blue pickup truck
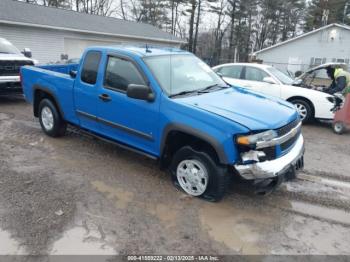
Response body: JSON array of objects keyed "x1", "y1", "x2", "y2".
[{"x1": 21, "y1": 46, "x2": 304, "y2": 201}]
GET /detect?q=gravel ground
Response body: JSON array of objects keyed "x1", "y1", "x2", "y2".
[{"x1": 0, "y1": 96, "x2": 350, "y2": 256}]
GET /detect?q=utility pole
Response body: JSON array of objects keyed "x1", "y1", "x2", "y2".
[
  {"x1": 321, "y1": 0, "x2": 329, "y2": 26},
  {"x1": 343, "y1": 2, "x2": 349, "y2": 24}
]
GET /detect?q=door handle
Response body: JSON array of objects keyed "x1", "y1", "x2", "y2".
[{"x1": 99, "y1": 94, "x2": 112, "y2": 102}]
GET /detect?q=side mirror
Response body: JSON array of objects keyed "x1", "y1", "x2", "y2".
[
  {"x1": 22, "y1": 48, "x2": 32, "y2": 58},
  {"x1": 263, "y1": 76, "x2": 277, "y2": 84},
  {"x1": 292, "y1": 78, "x2": 302, "y2": 86},
  {"x1": 216, "y1": 72, "x2": 223, "y2": 78},
  {"x1": 69, "y1": 70, "x2": 77, "y2": 78},
  {"x1": 127, "y1": 84, "x2": 154, "y2": 102}
]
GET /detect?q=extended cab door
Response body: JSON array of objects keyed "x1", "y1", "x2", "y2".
[
  {"x1": 96, "y1": 54, "x2": 159, "y2": 156},
  {"x1": 74, "y1": 50, "x2": 102, "y2": 132}
]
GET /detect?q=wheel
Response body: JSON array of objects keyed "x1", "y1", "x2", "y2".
[
  {"x1": 290, "y1": 99, "x2": 313, "y2": 123},
  {"x1": 38, "y1": 98, "x2": 66, "y2": 137},
  {"x1": 170, "y1": 146, "x2": 229, "y2": 202},
  {"x1": 333, "y1": 121, "x2": 346, "y2": 135}
]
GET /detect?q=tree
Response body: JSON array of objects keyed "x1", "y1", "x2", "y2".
[{"x1": 305, "y1": 0, "x2": 350, "y2": 31}]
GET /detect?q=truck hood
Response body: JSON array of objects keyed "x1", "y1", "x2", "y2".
[
  {"x1": 0, "y1": 53, "x2": 33, "y2": 62},
  {"x1": 178, "y1": 87, "x2": 298, "y2": 131}
]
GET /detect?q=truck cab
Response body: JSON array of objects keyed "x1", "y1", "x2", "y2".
[{"x1": 21, "y1": 46, "x2": 305, "y2": 201}]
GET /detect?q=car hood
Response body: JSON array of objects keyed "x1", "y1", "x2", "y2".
[
  {"x1": 297, "y1": 62, "x2": 348, "y2": 79},
  {"x1": 178, "y1": 87, "x2": 298, "y2": 131}
]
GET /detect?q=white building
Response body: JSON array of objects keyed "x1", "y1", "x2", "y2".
[
  {"x1": 0, "y1": 0, "x2": 184, "y2": 63},
  {"x1": 254, "y1": 23, "x2": 350, "y2": 76}
]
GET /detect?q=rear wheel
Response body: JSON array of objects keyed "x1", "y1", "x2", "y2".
[
  {"x1": 290, "y1": 99, "x2": 313, "y2": 123},
  {"x1": 170, "y1": 146, "x2": 229, "y2": 202},
  {"x1": 38, "y1": 99, "x2": 66, "y2": 137}
]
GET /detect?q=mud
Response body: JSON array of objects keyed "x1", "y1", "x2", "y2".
[{"x1": 0, "y1": 96, "x2": 350, "y2": 255}]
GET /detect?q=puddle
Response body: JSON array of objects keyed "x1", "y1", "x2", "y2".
[
  {"x1": 147, "y1": 203, "x2": 178, "y2": 228},
  {"x1": 92, "y1": 181, "x2": 133, "y2": 209},
  {"x1": 199, "y1": 203, "x2": 271, "y2": 254},
  {"x1": 299, "y1": 174, "x2": 350, "y2": 190},
  {"x1": 51, "y1": 227, "x2": 116, "y2": 255},
  {"x1": 290, "y1": 201, "x2": 350, "y2": 225},
  {"x1": 0, "y1": 229, "x2": 26, "y2": 255},
  {"x1": 0, "y1": 113, "x2": 10, "y2": 121}
]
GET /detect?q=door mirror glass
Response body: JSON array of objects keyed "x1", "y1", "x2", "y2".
[
  {"x1": 22, "y1": 48, "x2": 32, "y2": 58},
  {"x1": 127, "y1": 84, "x2": 154, "y2": 102},
  {"x1": 263, "y1": 76, "x2": 278, "y2": 84}
]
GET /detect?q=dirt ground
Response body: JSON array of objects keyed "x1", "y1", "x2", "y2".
[{"x1": 1, "y1": 96, "x2": 350, "y2": 257}]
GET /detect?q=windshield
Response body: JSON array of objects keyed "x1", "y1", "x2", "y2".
[
  {"x1": 0, "y1": 38, "x2": 21, "y2": 54},
  {"x1": 144, "y1": 54, "x2": 226, "y2": 96},
  {"x1": 267, "y1": 67, "x2": 294, "y2": 85}
]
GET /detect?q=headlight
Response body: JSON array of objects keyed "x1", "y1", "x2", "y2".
[{"x1": 237, "y1": 130, "x2": 277, "y2": 147}]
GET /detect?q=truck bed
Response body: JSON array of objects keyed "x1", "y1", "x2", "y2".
[{"x1": 21, "y1": 63, "x2": 80, "y2": 124}]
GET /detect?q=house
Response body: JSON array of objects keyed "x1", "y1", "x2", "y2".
[
  {"x1": 0, "y1": 0, "x2": 184, "y2": 63},
  {"x1": 254, "y1": 23, "x2": 350, "y2": 76}
]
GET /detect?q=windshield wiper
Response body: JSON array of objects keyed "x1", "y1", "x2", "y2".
[
  {"x1": 198, "y1": 84, "x2": 229, "y2": 93},
  {"x1": 169, "y1": 90, "x2": 199, "y2": 98}
]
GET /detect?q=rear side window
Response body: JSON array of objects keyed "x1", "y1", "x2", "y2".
[
  {"x1": 217, "y1": 65, "x2": 243, "y2": 79},
  {"x1": 104, "y1": 56, "x2": 145, "y2": 92},
  {"x1": 244, "y1": 67, "x2": 268, "y2": 82},
  {"x1": 81, "y1": 51, "x2": 101, "y2": 85}
]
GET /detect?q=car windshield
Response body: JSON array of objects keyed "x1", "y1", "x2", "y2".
[
  {"x1": 267, "y1": 67, "x2": 294, "y2": 85},
  {"x1": 144, "y1": 54, "x2": 226, "y2": 96},
  {"x1": 0, "y1": 38, "x2": 21, "y2": 54}
]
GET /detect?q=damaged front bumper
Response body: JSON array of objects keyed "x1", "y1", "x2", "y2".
[{"x1": 234, "y1": 134, "x2": 305, "y2": 180}]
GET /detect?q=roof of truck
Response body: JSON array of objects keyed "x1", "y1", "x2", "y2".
[{"x1": 89, "y1": 46, "x2": 190, "y2": 57}]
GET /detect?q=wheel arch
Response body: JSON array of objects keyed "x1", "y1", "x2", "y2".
[
  {"x1": 160, "y1": 124, "x2": 228, "y2": 169},
  {"x1": 33, "y1": 85, "x2": 64, "y2": 118}
]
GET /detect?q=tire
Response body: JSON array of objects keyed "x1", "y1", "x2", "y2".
[
  {"x1": 170, "y1": 146, "x2": 229, "y2": 202},
  {"x1": 38, "y1": 98, "x2": 66, "y2": 137},
  {"x1": 290, "y1": 99, "x2": 313, "y2": 123},
  {"x1": 333, "y1": 121, "x2": 346, "y2": 135}
]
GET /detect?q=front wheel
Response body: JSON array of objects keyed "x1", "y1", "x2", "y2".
[
  {"x1": 170, "y1": 146, "x2": 229, "y2": 202},
  {"x1": 290, "y1": 99, "x2": 313, "y2": 123},
  {"x1": 38, "y1": 99, "x2": 66, "y2": 137},
  {"x1": 333, "y1": 121, "x2": 346, "y2": 135}
]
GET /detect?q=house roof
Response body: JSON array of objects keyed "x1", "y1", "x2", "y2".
[
  {"x1": 254, "y1": 23, "x2": 350, "y2": 55},
  {"x1": 0, "y1": 0, "x2": 184, "y2": 44}
]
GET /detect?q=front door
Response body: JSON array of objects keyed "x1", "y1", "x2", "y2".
[
  {"x1": 243, "y1": 66, "x2": 281, "y2": 97},
  {"x1": 74, "y1": 50, "x2": 102, "y2": 132},
  {"x1": 96, "y1": 55, "x2": 159, "y2": 156}
]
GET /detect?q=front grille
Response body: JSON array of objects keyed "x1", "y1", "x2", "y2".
[
  {"x1": 0, "y1": 60, "x2": 34, "y2": 76},
  {"x1": 276, "y1": 118, "x2": 300, "y2": 137},
  {"x1": 262, "y1": 146, "x2": 276, "y2": 161},
  {"x1": 262, "y1": 118, "x2": 300, "y2": 160},
  {"x1": 280, "y1": 131, "x2": 300, "y2": 152}
]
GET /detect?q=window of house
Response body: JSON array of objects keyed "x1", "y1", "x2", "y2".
[
  {"x1": 314, "y1": 58, "x2": 322, "y2": 66},
  {"x1": 104, "y1": 56, "x2": 146, "y2": 92},
  {"x1": 81, "y1": 51, "x2": 101, "y2": 85}
]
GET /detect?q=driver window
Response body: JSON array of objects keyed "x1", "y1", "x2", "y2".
[
  {"x1": 245, "y1": 67, "x2": 268, "y2": 82},
  {"x1": 104, "y1": 56, "x2": 146, "y2": 92}
]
